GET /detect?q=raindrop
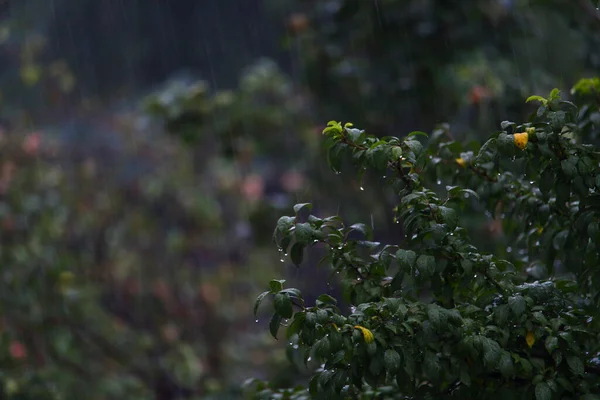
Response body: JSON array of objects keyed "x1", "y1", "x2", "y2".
[
  {"x1": 529, "y1": 181, "x2": 534, "y2": 185},
  {"x1": 474, "y1": 274, "x2": 478, "y2": 278},
  {"x1": 507, "y1": 247, "x2": 512, "y2": 253},
  {"x1": 360, "y1": 186, "x2": 364, "y2": 191},
  {"x1": 307, "y1": 357, "x2": 312, "y2": 362},
  {"x1": 255, "y1": 319, "x2": 259, "y2": 323},
  {"x1": 280, "y1": 258, "x2": 285, "y2": 263},
  {"x1": 284, "y1": 253, "x2": 288, "y2": 257},
  {"x1": 436, "y1": 180, "x2": 441, "y2": 185},
  {"x1": 382, "y1": 175, "x2": 387, "y2": 179}
]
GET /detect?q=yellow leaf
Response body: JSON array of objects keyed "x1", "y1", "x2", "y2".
[
  {"x1": 354, "y1": 325, "x2": 374, "y2": 344},
  {"x1": 514, "y1": 132, "x2": 529, "y2": 150},
  {"x1": 455, "y1": 157, "x2": 466, "y2": 168},
  {"x1": 526, "y1": 331, "x2": 535, "y2": 348}
]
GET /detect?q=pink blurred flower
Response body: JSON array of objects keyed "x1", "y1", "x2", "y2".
[
  {"x1": 241, "y1": 174, "x2": 264, "y2": 202},
  {"x1": 23, "y1": 132, "x2": 42, "y2": 155},
  {"x1": 9, "y1": 340, "x2": 26, "y2": 360},
  {"x1": 280, "y1": 170, "x2": 305, "y2": 193}
]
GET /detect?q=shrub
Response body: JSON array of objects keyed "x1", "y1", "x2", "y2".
[{"x1": 247, "y1": 83, "x2": 600, "y2": 399}]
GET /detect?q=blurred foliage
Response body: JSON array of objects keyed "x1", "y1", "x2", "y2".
[
  {"x1": 284, "y1": 0, "x2": 600, "y2": 137},
  {"x1": 0, "y1": 106, "x2": 300, "y2": 398}
]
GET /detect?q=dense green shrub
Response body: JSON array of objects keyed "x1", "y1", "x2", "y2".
[{"x1": 247, "y1": 83, "x2": 600, "y2": 399}]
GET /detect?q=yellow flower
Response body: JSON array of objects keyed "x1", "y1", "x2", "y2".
[
  {"x1": 455, "y1": 158, "x2": 466, "y2": 168},
  {"x1": 514, "y1": 132, "x2": 529, "y2": 150},
  {"x1": 526, "y1": 331, "x2": 535, "y2": 348},
  {"x1": 354, "y1": 325, "x2": 375, "y2": 344}
]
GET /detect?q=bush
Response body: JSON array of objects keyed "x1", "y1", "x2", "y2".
[{"x1": 247, "y1": 83, "x2": 600, "y2": 399}]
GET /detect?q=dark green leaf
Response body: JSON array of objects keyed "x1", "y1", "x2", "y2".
[
  {"x1": 416, "y1": 255, "x2": 436, "y2": 279},
  {"x1": 274, "y1": 293, "x2": 293, "y2": 319},
  {"x1": 295, "y1": 222, "x2": 313, "y2": 245},
  {"x1": 499, "y1": 352, "x2": 514, "y2": 377},
  {"x1": 544, "y1": 336, "x2": 558, "y2": 354},
  {"x1": 269, "y1": 279, "x2": 285, "y2": 293},
  {"x1": 566, "y1": 355, "x2": 584, "y2": 376},
  {"x1": 269, "y1": 313, "x2": 282, "y2": 339},
  {"x1": 290, "y1": 242, "x2": 305, "y2": 266},
  {"x1": 535, "y1": 382, "x2": 551, "y2": 400},
  {"x1": 254, "y1": 291, "x2": 271, "y2": 317},
  {"x1": 294, "y1": 203, "x2": 312, "y2": 214},
  {"x1": 508, "y1": 295, "x2": 526, "y2": 317},
  {"x1": 384, "y1": 349, "x2": 401, "y2": 373},
  {"x1": 396, "y1": 249, "x2": 417, "y2": 270}
]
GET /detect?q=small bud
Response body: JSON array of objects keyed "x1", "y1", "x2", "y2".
[{"x1": 455, "y1": 158, "x2": 467, "y2": 168}]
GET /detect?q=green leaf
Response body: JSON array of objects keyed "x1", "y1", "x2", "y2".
[
  {"x1": 367, "y1": 146, "x2": 390, "y2": 171},
  {"x1": 269, "y1": 279, "x2": 285, "y2": 293},
  {"x1": 566, "y1": 355, "x2": 584, "y2": 376},
  {"x1": 305, "y1": 312, "x2": 317, "y2": 328},
  {"x1": 290, "y1": 242, "x2": 305, "y2": 266},
  {"x1": 295, "y1": 222, "x2": 313, "y2": 245},
  {"x1": 437, "y1": 206, "x2": 458, "y2": 229},
  {"x1": 396, "y1": 249, "x2": 417, "y2": 270},
  {"x1": 407, "y1": 131, "x2": 428, "y2": 138},
  {"x1": 499, "y1": 352, "x2": 514, "y2": 377},
  {"x1": 254, "y1": 291, "x2": 271, "y2": 317},
  {"x1": 544, "y1": 336, "x2": 558, "y2": 354},
  {"x1": 269, "y1": 313, "x2": 282, "y2": 339},
  {"x1": 508, "y1": 295, "x2": 526, "y2": 317},
  {"x1": 286, "y1": 312, "x2": 306, "y2": 339},
  {"x1": 416, "y1": 255, "x2": 435, "y2": 279},
  {"x1": 316, "y1": 294, "x2": 337, "y2": 307},
  {"x1": 561, "y1": 159, "x2": 578, "y2": 178},
  {"x1": 349, "y1": 223, "x2": 370, "y2": 239},
  {"x1": 426, "y1": 305, "x2": 444, "y2": 329},
  {"x1": 346, "y1": 128, "x2": 364, "y2": 143},
  {"x1": 535, "y1": 382, "x2": 551, "y2": 400},
  {"x1": 539, "y1": 168, "x2": 554, "y2": 196},
  {"x1": 274, "y1": 293, "x2": 293, "y2": 319},
  {"x1": 383, "y1": 349, "x2": 401, "y2": 373},
  {"x1": 459, "y1": 367, "x2": 472, "y2": 387},
  {"x1": 556, "y1": 376, "x2": 574, "y2": 392},
  {"x1": 404, "y1": 139, "x2": 423, "y2": 156},
  {"x1": 422, "y1": 352, "x2": 441, "y2": 383},
  {"x1": 293, "y1": 203, "x2": 312, "y2": 214},
  {"x1": 482, "y1": 338, "x2": 501, "y2": 368},
  {"x1": 526, "y1": 95, "x2": 547, "y2": 105}
]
